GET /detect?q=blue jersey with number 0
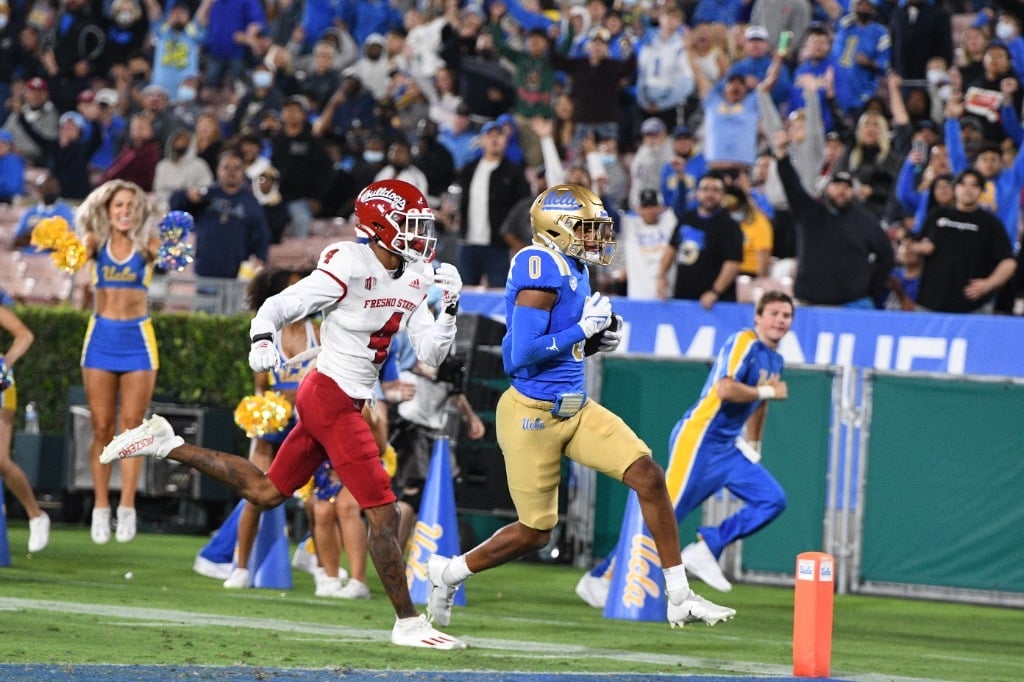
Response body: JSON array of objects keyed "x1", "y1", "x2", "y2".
[{"x1": 502, "y1": 245, "x2": 591, "y2": 399}]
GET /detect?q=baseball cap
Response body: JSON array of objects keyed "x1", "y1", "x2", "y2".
[
  {"x1": 589, "y1": 27, "x2": 611, "y2": 42},
  {"x1": 59, "y1": 111, "x2": 86, "y2": 129},
  {"x1": 825, "y1": 130, "x2": 842, "y2": 142},
  {"x1": 365, "y1": 33, "x2": 386, "y2": 47},
  {"x1": 95, "y1": 88, "x2": 119, "y2": 106},
  {"x1": 673, "y1": 125, "x2": 693, "y2": 138},
  {"x1": 26, "y1": 77, "x2": 48, "y2": 91},
  {"x1": 639, "y1": 189, "x2": 662, "y2": 207},
  {"x1": 830, "y1": 171, "x2": 854, "y2": 185},
  {"x1": 744, "y1": 25, "x2": 769, "y2": 41},
  {"x1": 0, "y1": 130, "x2": 13, "y2": 144},
  {"x1": 284, "y1": 94, "x2": 309, "y2": 113},
  {"x1": 77, "y1": 89, "x2": 95, "y2": 104},
  {"x1": 142, "y1": 84, "x2": 169, "y2": 98},
  {"x1": 455, "y1": 102, "x2": 471, "y2": 117},
  {"x1": 640, "y1": 117, "x2": 667, "y2": 136},
  {"x1": 480, "y1": 120, "x2": 502, "y2": 134}
]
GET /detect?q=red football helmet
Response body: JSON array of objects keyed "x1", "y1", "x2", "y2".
[{"x1": 353, "y1": 179, "x2": 436, "y2": 263}]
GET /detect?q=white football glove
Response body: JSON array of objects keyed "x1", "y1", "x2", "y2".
[
  {"x1": 597, "y1": 314, "x2": 624, "y2": 352},
  {"x1": 578, "y1": 293, "x2": 612, "y2": 338},
  {"x1": 249, "y1": 333, "x2": 280, "y2": 372},
  {"x1": 433, "y1": 262, "x2": 463, "y2": 312}
]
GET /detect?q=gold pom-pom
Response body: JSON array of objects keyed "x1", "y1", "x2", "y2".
[
  {"x1": 50, "y1": 231, "x2": 87, "y2": 273},
  {"x1": 234, "y1": 391, "x2": 293, "y2": 438},
  {"x1": 293, "y1": 477, "x2": 315, "y2": 502},
  {"x1": 381, "y1": 443, "x2": 397, "y2": 478},
  {"x1": 30, "y1": 216, "x2": 71, "y2": 250}
]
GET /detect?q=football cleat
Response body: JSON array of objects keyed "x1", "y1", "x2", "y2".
[
  {"x1": 681, "y1": 540, "x2": 733, "y2": 592},
  {"x1": 574, "y1": 572, "x2": 610, "y2": 609},
  {"x1": 100, "y1": 415, "x2": 184, "y2": 464},
  {"x1": 668, "y1": 591, "x2": 737, "y2": 628},
  {"x1": 337, "y1": 578, "x2": 371, "y2": 600},
  {"x1": 391, "y1": 615, "x2": 466, "y2": 650},
  {"x1": 426, "y1": 554, "x2": 457, "y2": 626},
  {"x1": 28, "y1": 511, "x2": 50, "y2": 553}
]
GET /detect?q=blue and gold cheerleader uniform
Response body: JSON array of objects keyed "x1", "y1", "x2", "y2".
[
  {"x1": 81, "y1": 242, "x2": 158, "y2": 372},
  {"x1": 260, "y1": 320, "x2": 319, "y2": 446}
]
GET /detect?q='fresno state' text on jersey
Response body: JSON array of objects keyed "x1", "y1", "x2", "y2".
[{"x1": 502, "y1": 244, "x2": 591, "y2": 400}]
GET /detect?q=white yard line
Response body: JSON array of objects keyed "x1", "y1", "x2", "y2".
[{"x1": 0, "y1": 598, "x2": 943, "y2": 681}]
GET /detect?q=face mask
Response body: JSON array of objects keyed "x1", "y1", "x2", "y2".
[
  {"x1": 598, "y1": 152, "x2": 616, "y2": 167},
  {"x1": 996, "y1": 22, "x2": 1016, "y2": 41},
  {"x1": 176, "y1": 85, "x2": 196, "y2": 102},
  {"x1": 363, "y1": 150, "x2": 384, "y2": 163},
  {"x1": 730, "y1": 210, "x2": 746, "y2": 222},
  {"x1": 926, "y1": 68, "x2": 947, "y2": 85},
  {"x1": 937, "y1": 84, "x2": 952, "y2": 101},
  {"x1": 116, "y1": 10, "x2": 135, "y2": 26},
  {"x1": 252, "y1": 72, "x2": 273, "y2": 89},
  {"x1": 855, "y1": 11, "x2": 873, "y2": 22}
]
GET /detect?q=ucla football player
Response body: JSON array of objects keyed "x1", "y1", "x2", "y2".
[{"x1": 424, "y1": 184, "x2": 736, "y2": 630}]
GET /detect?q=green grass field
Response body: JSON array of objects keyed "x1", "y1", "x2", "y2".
[{"x1": 1, "y1": 523, "x2": 1021, "y2": 680}]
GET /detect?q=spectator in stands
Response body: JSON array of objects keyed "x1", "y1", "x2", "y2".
[
  {"x1": 231, "y1": 64, "x2": 286, "y2": 137},
  {"x1": 0, "y1": 130, "x2": 24, "y2": 204},
  {"x1": 251, "y1": 165, "x2": 289, "y2": 244},
  {"x1": 312, "y1": 69, "x2": 376, "y2": 142},
  {"x1": 342, "y1": 0, "x2": 403, "y2": 46},
  {"x1": 103, "y1": 0, "x2": 150, "y2": 70},
  {"x1": 299, "y1": 40, "x2": 343, "y2": 113},
  {"x1": 153, "y1": 128, "x2": 214, "y2": 208},
  {"x1": 635, "y1": 7, "x2": 691, "y2": 135},
  {"x1": 102, "y1": 113, "x2": 160, "y2": 192},
  {"x1": 961, "y1": 43, "x2": 1023, "y2": 142},
  {"x1": 551, "y1": 27, "x2": 636, "y2": 155},
  {"x1": 761, "y1": 66, "x2": 826, "y2": 197},
  {"x1": 490, "y1": 25, "x2": 556, "y2": 168},
  {"x1": 658, "y1": 173, "x2": 743, "y2": 309},
  {"x1": 629, "y1": 117, "x2": 674, "y2": 211},
  {"x1": 585, "y1": 132, "x2": 629, "y2": 213},
  {"x1": 136, "y1": 84, "x2": 175, "y2": 149},
  {"x1": 889, "y1": 0, "x2": 952, "y2": 82},
  {"x1": 724, "y1": 185, "x2": 774, "y2": 278},
  {"x1": 731, "y1": 25, "x2": 792, "y2": 108},
  {"x1": 141, "y1": 0, "x2": 210, "y2": 97},
  {"x1": 456, "y1": 29, "x2": 517, "y2": 121},
  {"x1": 457, "y1": 121, "x2": 531, "y2": 287},
  {"x1": 0, "y1": 11, "x2": 17, "y2": 110},
  {"x1": 296, "y1": 0, "x2": 345, "y2": 55},
  {"x1": 270, "y1": 96, "x2": 331, "y2": 239},
  {"x1": 89, "y1": 89, "x2": 126, "y2": 175},
  {"x1": 76, "y1": 179, "x2": 162, "y2": 545},
  {"x1": 617, "y1": 188, "x2": 677, "y2": 300},
  {"x1": 2, "y1": 77, "x2": 57, "y2": 167},
  {"x1": 169, "y1": 149, "x2": 270, "y2": 279},
  {"x1": 374, "y1": 137, "x2": 429, "y2": 195},
  {"x1": 50, "y1": 0, "x2": 104, "y2": 109},
  {"x1": 834, "y1": 109, "x2": 902, "y2": 220},
  {"x1": 832, "y1": 0, "x2": 891, "y2": 117},
  {"x1": 12, "y1": 25, "x2": 49, "y2": 87},
  {"x1": 773, "y1": 130, "x2": 893, "y2": 308},
  {"x1": 347, "y1": 33, "x2": 391, "y2": 102},
  {"x1": 662, "y1": 126, "x2": 706, "y2": 218},
  {"x1": 193, "y1": 112, "x2": 223, "y2": 176},
  {"x1": 691, "y1": 67, "x2": 760, "y2": 175},
  {"x1": 347, "y1": 132, "x2": 389, "y2": 196},
  {"x1": 12, "y1": 172, "x2": 76, "y2": 251},
  {"x1": 412, "y1": 118, "x2": 456, "y2": 209},
  {"x1": 27, "y1": 110, "x2": 102, "y2": 201},
  {"x1": 168, "y1": 76, "x2": 203, "y2": 131},
  {"x1": 789, "y1": 23, "x2": 845, "y2": 133},
  {"x1": 438, "y1": 102, "x2": 477, "y2": 172},
  {"x1": 912, "y1": 168, "x2": 1017, "y2": 314},
  {"x1": 688, "y1": 23, "x2": 731, "y2": 88},
  {"x1": 203, "y1": 0, "x2": 265, "y2": 92},
  {"x1": 885, "y1": 232, "x2": 924, "y2": 311}
]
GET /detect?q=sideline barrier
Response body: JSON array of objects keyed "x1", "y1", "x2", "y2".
[{"x1": 793, "y1": 551, "x2": 835, "y2": 677}]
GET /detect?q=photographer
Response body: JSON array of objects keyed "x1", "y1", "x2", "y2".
[{"x1": 389, "y1": 290, "x2": 485, "y2": 550}]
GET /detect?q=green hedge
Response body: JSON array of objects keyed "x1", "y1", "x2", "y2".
[{"x1": 3, "y1": 305, "x2": 253, "y2": 434}]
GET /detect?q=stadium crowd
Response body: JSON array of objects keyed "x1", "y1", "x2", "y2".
[{"x1": 0, "y1": 0, "x2": 1022, "y2": 314}]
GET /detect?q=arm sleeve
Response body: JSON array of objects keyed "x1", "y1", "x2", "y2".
[
  {"x1": 944, "y1": 117, "x2": 968, "y2": 173},
  {"x1": 896, "y1": 158, "x2": 921, "y2": 213},
  {"x1": 406, "y1": 302, "x2": 458, "y2": 368},
  {"x1": 506, "y1": 303, "x2": 585, "y2": 373},
  {"x1": 249, "y1": 269, "x2": 344, "y2": 339}
]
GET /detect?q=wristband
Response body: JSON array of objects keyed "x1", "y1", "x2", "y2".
[
  {"x1": 757, "y1": 385, "x2": 776, "y2": 400},
  {"x1": 252, "y1": 332, "x2": 273, "y2": 344}
]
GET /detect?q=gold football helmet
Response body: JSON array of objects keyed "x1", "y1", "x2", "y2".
[{"x1": 529, "y1": 184, "x2": 616, "y2": 265}]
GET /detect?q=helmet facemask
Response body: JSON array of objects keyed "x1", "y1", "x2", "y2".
[
  {"x1": 386, "y1": 207, "x2": 436, "y2": 263},
  {"x1": 565, "y1": 215, "x2": 615, "y2": 265}
]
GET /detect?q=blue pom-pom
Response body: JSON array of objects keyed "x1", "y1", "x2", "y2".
[
  {"x1": 158, "y1": 210, "x2": 195, "y2": 240},
  {"x1": 157, "y1": 240, "x2": 195, "y2": 272}
]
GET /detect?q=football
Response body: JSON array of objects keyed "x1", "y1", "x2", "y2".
[{"x1": 583, "y1": 312, "x2": 620, "y2": 357}]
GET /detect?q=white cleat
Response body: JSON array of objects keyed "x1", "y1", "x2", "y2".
[
  {"x1": 315, "y1": 576, "x2": 344, "y2": 597},
  {"x1": 337, "y1": 578, "x2": 371, "y2": 600},
  {"x1": 115, "y1": 506, "x2": 137, "y2": 543},
  {"x1": 390, "y1": 614, "x2": 466, "y2": 650},
  {"x1": 426, "y1": 554, "x2": 457, "y2": 627},
  {"x1": 223, "y1": 567, "x2": 251, "y2": 589},
  {"x1": 681, "y1": 540, "x2": 732, "y2": 592},
  {"x1": 668, "y1": 590, "x2": 737, "y2": 628},
  {"x1": 574, "y1": 572, "x2": 610, "y2": 609},
  {"x1": 28, "y1": 511, "x2": 50, "y2": 553},
  {"x1": 91, "y1": 507, "x2": 111, "y2": 545},
  {"x1": 100, "y1": 415, "x2": 184, "y2": 464}
]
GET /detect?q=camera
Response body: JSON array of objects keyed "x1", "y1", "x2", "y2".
[{"x1": 435, "y1": 351, "x2": 467, "y2": 394}]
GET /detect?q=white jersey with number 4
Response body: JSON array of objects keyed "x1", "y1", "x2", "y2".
[{"x1": 250, "y1": 241, "x2": 456, "y2": 400}]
